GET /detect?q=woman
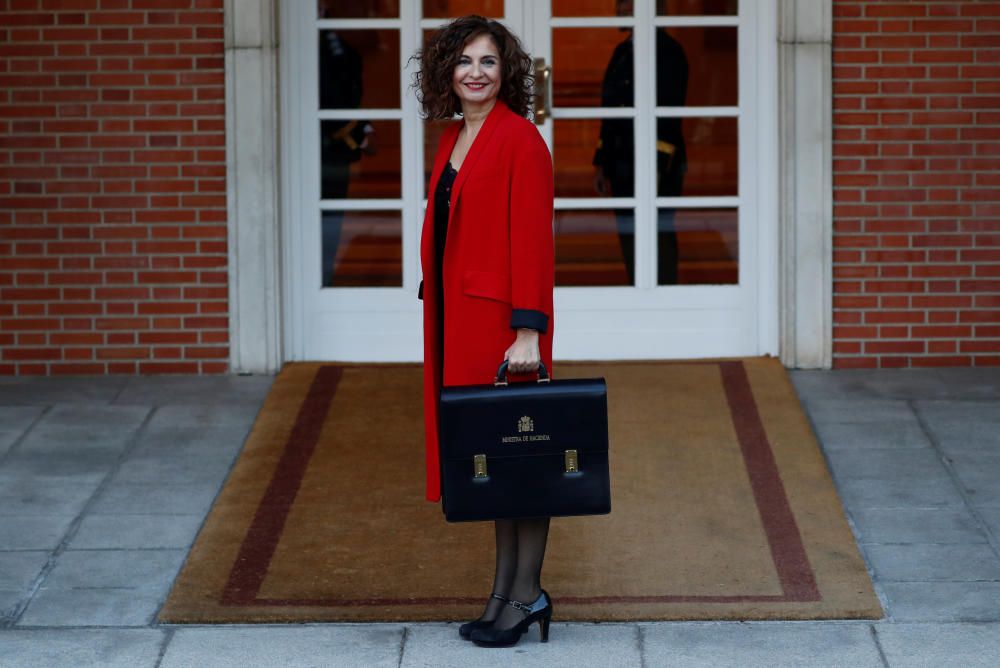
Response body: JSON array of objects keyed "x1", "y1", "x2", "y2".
[{"x1": 413, "y1": 15, "x2": 556, "y2": 647}]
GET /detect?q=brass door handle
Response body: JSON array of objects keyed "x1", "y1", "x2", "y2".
[{"x1": 533, "y1": 57, "x2": 551, "y2": 125}]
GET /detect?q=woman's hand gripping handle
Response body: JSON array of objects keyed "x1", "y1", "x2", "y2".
[{"x1": 503, "y1": 328, "x2": 540, "y2": 374}]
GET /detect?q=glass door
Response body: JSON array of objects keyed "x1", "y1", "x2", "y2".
[
  {"x1": 284, "y1": 1, "x2": 518, "y2": 361},
  {"x1": 528, "y1": 0, "x2": 774, "y2": 359},
  {"x1": 284, "y1": 0, "x2": 775, "y2": 361}
]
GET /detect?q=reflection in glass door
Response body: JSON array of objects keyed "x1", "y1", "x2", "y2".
[
  {"x1": 530, "y1": 0, "x2": 775, "y2": 359},
  {"x1": 318, "y1": 2, "x2": 403, "y2": 288},
  {"x1": 548, "y1": 0, "x2": 738, "y2": 287}
]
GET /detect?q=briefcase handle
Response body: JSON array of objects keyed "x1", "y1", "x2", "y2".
[{"x1": 494, "y1": 360, "x2": 550, "y2": 386}]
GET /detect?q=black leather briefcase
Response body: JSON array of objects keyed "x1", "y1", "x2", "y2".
[{"x1": 439, "y1": 361, "x2": 611, "y2": 522}]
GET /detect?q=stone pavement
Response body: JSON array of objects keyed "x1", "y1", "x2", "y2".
[{"x1": 0, "y1": 367, "x2": 998, "y2": 667}]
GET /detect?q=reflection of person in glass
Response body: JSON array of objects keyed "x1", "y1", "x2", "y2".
[
  {"x1": 593, "y1": 0, "x2": 688, "y2": 285},
  {"x1": 412, "y1": 16, "x2": 556, "y2": 648},
  {"x1": 319, "y1": 30, "x2": 377, "y2": 287}
]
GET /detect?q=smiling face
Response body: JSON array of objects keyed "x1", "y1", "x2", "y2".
[{"x1": 452, "y1": 33, "x2": 501, "y2": 110}]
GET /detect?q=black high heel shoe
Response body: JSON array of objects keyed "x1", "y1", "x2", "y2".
[
  {"x1": 458, "y1": 592, "x2": 509, "y2": 640},
  {"x1": 469, "y1": 589, "x2": 553, "y2": 647}
]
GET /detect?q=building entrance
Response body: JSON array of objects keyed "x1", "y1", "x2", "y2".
[{"x1": 282, "y1": 0, "x2": 776, "y2": 361}]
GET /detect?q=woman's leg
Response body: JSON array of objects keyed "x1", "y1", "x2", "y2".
[
  {"x1": 476, "y1": 519, "x2": 517, "y2": 621},
  {"x1": 491, "y1": 516, "x2": 550, "y2": 629}
]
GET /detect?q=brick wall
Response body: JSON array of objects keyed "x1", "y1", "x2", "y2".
[
  {"x1": 832, "y1": 0, "x2": 1000, "y2": 368},
  {"x1": 0, "y1": 0, "x2": 228, "y2": 375}
]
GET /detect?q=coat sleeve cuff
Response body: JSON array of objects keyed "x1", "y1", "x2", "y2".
[{"x1": 510, "y1": 309, "x2": 548, "y2": 334}]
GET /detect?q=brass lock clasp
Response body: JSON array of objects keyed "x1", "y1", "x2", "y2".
[
  {"x1": 473, "y1": 454, "x2": 488, "y2": 479},
  {"x1": 564, "y1": 449, "x2": 579, "y2": 474}
]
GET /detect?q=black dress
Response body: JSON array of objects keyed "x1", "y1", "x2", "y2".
[{"x1": 434, "y1": 161, "x2": 458, "y2": 375}]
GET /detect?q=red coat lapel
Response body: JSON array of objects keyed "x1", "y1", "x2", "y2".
[
  {"x1": 421, "y1": 120, "x2": 461, "y2": 280},
  {"x1": 449, "y1": 99, "x2": 509, "y2": 216},
  {"x1": 428, "y1": 120, "x2": 462, "y2": 201}
]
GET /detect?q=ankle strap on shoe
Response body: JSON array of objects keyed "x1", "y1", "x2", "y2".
[
  {"x1": 504, "y1": 591, "x2": 547, "y2": 615},
  {"x1": 506, "y1": 599, "x2": 533, "y2": 613},
  {"x1": 490, "y1": 592, "x2": 510, "y2": 603}
]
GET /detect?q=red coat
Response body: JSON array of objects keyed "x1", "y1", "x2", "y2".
[{"x1": 418, "y1": 100, "x2": 555, "y2": 502}]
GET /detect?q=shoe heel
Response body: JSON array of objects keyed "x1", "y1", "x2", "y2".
[{"x1": 538, "y1": 616, "x2": 551, "y2": 643}]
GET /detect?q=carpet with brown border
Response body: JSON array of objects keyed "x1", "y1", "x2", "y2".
[{"x1": 158, "y1": 358, "x2": 881, "y2": 623}]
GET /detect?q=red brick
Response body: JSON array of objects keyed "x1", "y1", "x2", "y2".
[
  {"x1": 200, "y1": 331, "x2": 228, "y2": 344},
  {"x1": 865, "y1": 34, "x2": 926, "y2": 49},
  {"x1": 867, "y1": 66, "x2": 927, "y2": 80},
  {"x1": 866, "y1": 96, "x2": 927, "y2": 111},
  {"x1": 961, "y1": 310, "x2": 1000, "y2": 323},
  {"x1": 182, "y1": 316, "x2": 226, "y2": 329},
  {"x1": 865, "y1": 340, "x2": 926, "y2": 354},
  {"x1": 864, "y1": 311, "x2": 926, "y2": 324},
  {"x1": 960, "y1": 280, "x2": 1000, "y2": 293},
  {"x1": 108, "y1": 362, "x2": 140, "y2": 373},
  {"x1": 95, "y1": 318, "x2": 149, "y2": 331},
  {"x1": 975, "y1": 326, "x2": 1000, "y2": 338},
  {"x1": 960, "y1": 341, "x2": 1000, "y2": 354},
  {"x1": 836, "y1": 305, "x2": 870, "y2": 325},
  {"x1": 835, "y1": 326, "x2": 879, "y2": 339},
  {"x1": 95, "y1": 347, "x2": 150, "y2": 360},
  {"x1": 912, "y1": 325, "x2": 974, "y2": 339},
  {"x1": 927, "y1": 280, "x2": 958, "y2": 293},
  {"x1": 865, "y1": 4, "x2": 925, "y2": 18},
  {"x1": 137, "y1": 301, "x2": 198, "y2": 315},
  {"x1": 138, "y1": 361, "x2": 200, "y2": 373},
  {"x1": 911, "y1": 355, "x2": 973, "y2": 367},
  {"x1": 833, "y1": 357, "x2": 879, "y2": 369},
  {"x1": 865, "y1": 280, "x2": 929, "y2": 294},
  {"x1": 49, "y1": 363, "x2": 106, "y2": 374},
  {"x1": 912, "y1": 265, "x2": 973, "y2": 278},
  {"x1": 183, "y1": 346, "x2": 227, "y2": 359},
  {"x1": 2, "y1": 347, "x2": 62, "y2": 361}
]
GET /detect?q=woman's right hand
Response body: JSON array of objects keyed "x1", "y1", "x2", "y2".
[{"x1": 504, "y1": 328, "x2": 541, "y2": 374}]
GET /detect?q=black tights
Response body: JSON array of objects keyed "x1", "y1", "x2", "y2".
[{"x1": 477, "y1": 517, "x2": 551, "y2": 630}]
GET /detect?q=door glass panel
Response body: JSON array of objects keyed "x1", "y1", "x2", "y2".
[
  {"x1": 319, "y1": 30, "x2": 400, "y2": 109},
  {"x1": 555, "y1": 209, "x2": 634, "y2": 286},
  {"x1": 663, "y1": 207, "x2": 738, "y2": 285},
  {"x1": 321, "y1": 210, "x2": 402, "y2": 287},
  {"x1": 554, "y1": 0, "x2": 737, "y2": 17},
  {"x1": 321, "y1": 119, "x2": 400, "y2": 199},
  {"x1": 553, "y1": 27, "x2": 632, "y2": 108},
  {"x1": 667, "y1": 116, "x2": 737, "y2": 196},
  {"x1": 553, "y1": 0, "x2": 630, "y2": 16},
  {"x1": 658, "y1": 27, "x2": 736, "y2": 107},
  {"x1": 658, "y1": 0, "x2": 738, "y2": 15},
  {"x1": 422, "y1": 0, "x2": 503, "y2": 18},
  {"x1": 556, "y1": 118, "x2": 633, "y2": 198},
  {"x1": 317, "y1": 0, "x2": 399, "y2": 19}
]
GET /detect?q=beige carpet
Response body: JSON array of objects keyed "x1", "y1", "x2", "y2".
[{"x1": 158, "y1": 358, "x2": 882, "y2": 623}]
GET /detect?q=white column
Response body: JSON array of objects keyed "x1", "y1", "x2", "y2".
[
  {"x1": 224, "y1": 0, "x2": 282, "y2": 373},
  {"x1": 778, "y1": 0, "x2": 833, "y2": 369}
]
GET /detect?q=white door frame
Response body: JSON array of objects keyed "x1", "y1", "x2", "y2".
[
  {"x1": 224, "y1": 0, "x2": 832, "y2": 371},
  {"x1": 778, "y1": 0, "x2": 834, "y2": 368}
]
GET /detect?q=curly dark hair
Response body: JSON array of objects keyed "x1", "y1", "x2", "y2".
[{"x1": 411, "y1": 15, "x2": 534, "y2": 120}]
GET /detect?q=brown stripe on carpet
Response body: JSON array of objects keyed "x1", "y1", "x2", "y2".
[
  {"x1": 158, "y1": 358, "x2": 881, "y2": 622},
  {"x1": 719, "y1": 361, "x2": 819, "y2": 602},
  {"x1": 220, "y1": 366, "x2": 343, "y2": 606}
]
